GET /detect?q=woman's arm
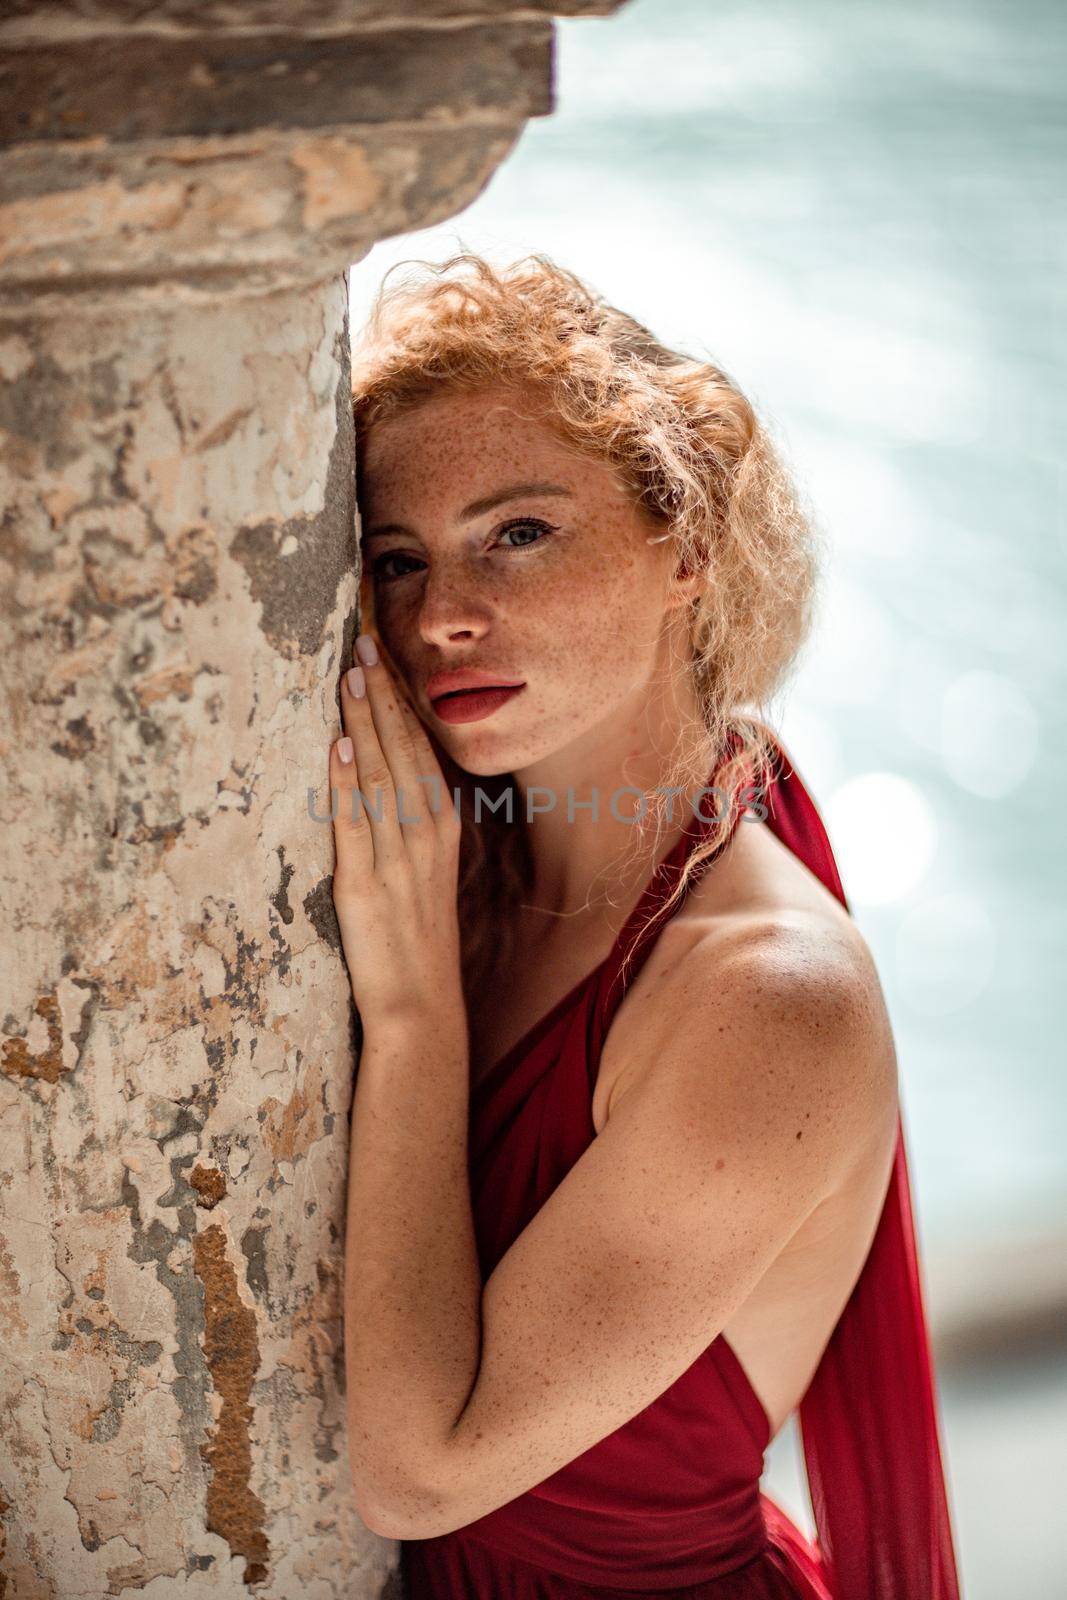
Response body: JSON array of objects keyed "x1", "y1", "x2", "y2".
[
  {"x1": 348, "y1": 934, "x2": 895, "y2": 1542},
  {"x1": 328, "y1": 634, "x2": 480, "y2": 1531},
  {"x1": 344, "y1": 1001, "x2": 481, "y2": 1537}
]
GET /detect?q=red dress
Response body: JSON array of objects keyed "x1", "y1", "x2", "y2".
[{"x1": 402, "y1": 734, "x2": 962, "y2": 1598}]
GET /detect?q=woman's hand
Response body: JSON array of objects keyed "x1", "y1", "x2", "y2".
[{"x1": 329, "y1": 631, "x2": 464, "y2": 1028}]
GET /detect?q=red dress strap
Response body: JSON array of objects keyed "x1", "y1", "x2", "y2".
[{"x1": 592, "y1": 728, "x2": 754, "y2": 1040}]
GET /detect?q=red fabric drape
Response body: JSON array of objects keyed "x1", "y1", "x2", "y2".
[{"x1": 765, "y1": 738, "x2": 962, "y2": 1599}]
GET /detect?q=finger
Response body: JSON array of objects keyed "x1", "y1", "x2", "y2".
[
  {"x1": 340, "y1": 664, "x2": 406, "y2": 870},
  {"x1": 329, "y1": 732, "x2": 374, "y2": 888},
  {"x1": 351, "y1": 634, "x2": 437, "y2": 836},
  {"x1": 397, "y1": 697, "x2": 456, "y2": 832},
  {"x1": 363, "y1": 633, "x2": 457, "y2": 833}
]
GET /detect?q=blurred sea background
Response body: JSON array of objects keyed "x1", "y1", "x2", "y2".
[{"x1": 348, "y1": 1, "x2": 1067, "y2": 1592}]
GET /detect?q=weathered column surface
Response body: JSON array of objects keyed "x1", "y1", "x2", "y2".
[{"x1": 0, "y1": 4, "x2": 626, "y2": 1595}]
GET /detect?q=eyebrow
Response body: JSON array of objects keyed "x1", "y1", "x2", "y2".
[{"x1": 362, "y1": 482, "x2": 574, "y2": 542}]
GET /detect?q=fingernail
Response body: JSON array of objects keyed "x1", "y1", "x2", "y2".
[
  {"x1": 337, "y1": 736, "x2": 354, "y2": 763},
  {"x1": 355, "y1": 633, "x2": 379, "y2": 667},
  {"x1": 347, "y1": 666, "x2": 366, "y2": 699}
]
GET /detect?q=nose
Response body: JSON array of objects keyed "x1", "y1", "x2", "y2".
[{"x1": 416, "y1": 563, "x2": 492, "y2": 648}]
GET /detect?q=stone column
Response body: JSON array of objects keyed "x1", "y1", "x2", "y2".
[{"x1": 0, "y1": 4, "x2": 626, "y2": 1594}]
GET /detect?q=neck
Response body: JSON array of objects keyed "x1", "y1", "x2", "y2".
[{"x1": 511, "y1": 623, "x2": 712, "y2": 925}]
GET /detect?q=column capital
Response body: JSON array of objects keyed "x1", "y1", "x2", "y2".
[{"x1": 0, "y1": 0, "x2": 629, "y2": 314}]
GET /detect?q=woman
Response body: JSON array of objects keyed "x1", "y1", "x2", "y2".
[{"x1": 330, "y1": 253, "x2": 961, "y2": 1598}]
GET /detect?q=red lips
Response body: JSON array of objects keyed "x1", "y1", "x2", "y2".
[{"x1": 427, "y1": 668, "x2": 526, "y2": 703}]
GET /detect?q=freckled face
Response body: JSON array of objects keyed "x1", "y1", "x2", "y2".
[{"x1": 357, "y1": 383, "x2": 680, "y2": 777}]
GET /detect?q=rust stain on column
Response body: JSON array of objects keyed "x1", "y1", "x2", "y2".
[
  {"x1": 0, "y1": 993, "x2": 67, "y2": 1084},
  {"x1": 190, "y1": 1163, "x2": 228, "y2": 1209},
  {"x1": 192, "y1": 1223, "x2": 270, "y2": 1587}
]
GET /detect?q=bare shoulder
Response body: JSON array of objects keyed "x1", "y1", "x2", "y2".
[{"x1": 598, "y1": 825, "x2": 899, "y2": 1192}]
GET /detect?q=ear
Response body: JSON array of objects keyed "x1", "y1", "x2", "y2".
[
  {"x1": 667, "y1": 559, "x2": 703, "y2": 607},
  {"x1": 646, "y1": 524, "x2": 704, "y2": 607}
]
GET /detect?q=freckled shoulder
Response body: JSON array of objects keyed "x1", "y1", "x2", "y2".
[{"x1": 592, "y1": 817, "x2": 884, "y2": 1137}]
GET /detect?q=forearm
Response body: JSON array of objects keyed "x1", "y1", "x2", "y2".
[{"x1": 343, "y1": 1002, "x2": 482, "y2": 1525}]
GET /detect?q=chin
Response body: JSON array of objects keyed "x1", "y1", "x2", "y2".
[
  {"x1": 440, "y1": 724, "x2": 585, "y2": 782},
  {"x1": 439, "y1": 744, "x2": 518, "y2": 781},
  {"x1": 431, "y1": 719, "x2": 532, "y2": 778},
  {"x1": 433, "y1": 689, "x2": 617, "y2": 780}
]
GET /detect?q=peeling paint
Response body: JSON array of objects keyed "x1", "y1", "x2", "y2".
[
  {"x1": 260, "y1": 1063, "x2": 328, "y2": 1167},
  {"x1": 67, "y1": 1322, "x2": 165, "y2": 1447},
  {"x1": 303, "y1": 875, "x2": 344, "y2": 955},
  {"x1": 290, "y1": 138, "x2": 384, "y2": 230},
  {"x1": 229, "y1": 322, "x2": 355, "y2": 660},
  {"x1": 120, "y1": 1163, "x2": 212, "y2": 1485},
  {"x1": 240, "y1": 1225, "x2": 269, "y2": 1305},
  {"x1": 269, "y1": 845, "x2": 296, "y2": 931}
]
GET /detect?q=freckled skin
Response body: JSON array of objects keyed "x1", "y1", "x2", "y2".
[{"x1": 358, "y1": 382, "x2": 705, "y2": 911}]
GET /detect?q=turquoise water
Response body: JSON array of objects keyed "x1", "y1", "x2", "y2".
[{"x1": 349, "y1": 0, "x2": 1067, "y2": 1257}]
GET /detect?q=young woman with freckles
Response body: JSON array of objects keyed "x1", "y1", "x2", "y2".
[{"x1": 329, "y1": 254, "x2": 961, "y2": 1599}]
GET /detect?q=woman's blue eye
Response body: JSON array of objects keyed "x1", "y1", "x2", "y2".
[
  {"x1": 496, "y1": 517, "x2": 557, "y2": 550},
  {"x1": 369, "y1": 518, "x2": 557, "y2": 584}
]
